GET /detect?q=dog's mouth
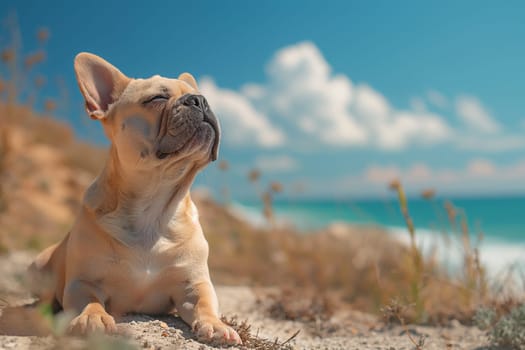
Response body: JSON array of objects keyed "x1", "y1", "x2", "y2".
[
  {"x1": 155, "y1": 121, "x2": 218, "y2": 160},
  {"x1": 156, "y1": 94, "x2": 220, "y2": 161}
]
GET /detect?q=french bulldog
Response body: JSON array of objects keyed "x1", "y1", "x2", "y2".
[{"x1": 29, "y1": 53, "x2": 241, "y2": 345}]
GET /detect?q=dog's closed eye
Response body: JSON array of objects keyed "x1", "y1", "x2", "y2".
[{"x1": 143, "y1": 95, "x2": 169, "y2": 105}]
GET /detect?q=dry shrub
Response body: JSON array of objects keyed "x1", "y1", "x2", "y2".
[
  {"x1": 200, "y1": 195, "x2": 417, "y2": 316},
  {"x1": 36, "y1": 28, "x2": 50, "y2": 43},
  {"x1": 24, "y1": 50, "x2": 45, "y2": 70},
  {"x1": 30, "y1": 116, "x2": 73, "y2": 147},
  {"x1": 263, "y1": 287, "x2": 342, "y2": 337},
  {"x1": 62, "y1": 141, "x2": 106, "y2": 176},
  {"x1": 266, "y1": 288, "x2": 335, "y2": 323},
  {"x1": 1, "y1": 48, "x2": 15, "y2": 64},
  {"x1": 199, "y1": 191, "x2": 520, "y2": 325},
  {"x1": 0, "y1": 109, "x2": 10, "y2": 176},
  {"x1": 221, "y1": 315, "x2": 297, "y2": 350},
  {"x1": 43, "y1": 99, "x2": 56, "y2": 112},
  {"x1": 0, "y1": 195, "x2": 70, "y2": 250},
  {"x1": 0, "y1": 185, "x2": 6, "y2": 214},
  {"x1": 0, "y1": 127, "x2": 8, "y2": 210},
  {"x1": 1, "y1": 103, "x2": 33, "y2": 125},
  {"x1": 0, "y1": 101, "x2": 104, "y2": 250},
  {"x1": 382, "y1": 181, "x2": 497, "y2": 324},
  {"x1": 382, "y1": 299, "x2": 426, "y2": 349}
]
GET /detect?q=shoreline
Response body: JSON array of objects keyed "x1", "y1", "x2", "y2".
[{"x1": 227, "y1": 199, "x2": 525, "y2": 282}]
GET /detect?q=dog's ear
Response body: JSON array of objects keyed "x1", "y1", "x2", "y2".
[
  {"x1": 74, "y1": 53, "x2": 131, "y2": 120},
  {"x1": 178, "y1": 72, "x2": 198, "y2": 91}
]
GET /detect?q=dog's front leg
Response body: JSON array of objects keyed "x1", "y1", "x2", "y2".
[
  {"x1": 63, "y1": 280, "x2": 116, "y2": 334},
  {"x1": 174, "y1": 280, "x2": 241, "y2": 345}
]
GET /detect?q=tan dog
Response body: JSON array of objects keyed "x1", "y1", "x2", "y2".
[{"x1": 29, "y1": 53, "x2": 241, "y2": 345}]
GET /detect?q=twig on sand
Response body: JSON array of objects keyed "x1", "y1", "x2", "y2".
[
  {"x1": 280, "y1": 329, "x2": 300, "y2": 346},
  {"x1": 221, "y1": 315, "x2": 300, "y2": 349}
]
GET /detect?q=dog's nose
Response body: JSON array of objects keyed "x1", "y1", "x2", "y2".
[{"x1": 181, "y1": 94, "x2": 208, "y2": 112}]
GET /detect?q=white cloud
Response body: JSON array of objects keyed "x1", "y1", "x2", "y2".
[
  {"x1": 263, "y1": 42, "x2": 369, "y2": 146},
  {"x1": 262, "y1": 42, "x2": 451, "y2": 150},
  {"x1": 351, "y1": 85, "x2": 452, "y2": 150},
  {"x1": 364, "y1": 163, "x2": 433, "y2": 185},
  {"x1": 199, "y1": 42, "x2": 520, "y2": 153},
  {"x1": 457, "y1": 135, "x2": 525, "y2": 152},
  {"x1": 360, "y1": 158, "x2": 525, "y2": 190},
  {"x1": 455, "y1": 95, "x2": 501, "y2": 134},
  {"x1": 372, "y1": 111, "x2": 452, "y2": 150},
  {"x1": 241, "y1": 84, "x2": 265, "y2": 99},
  {"x1": 508, "y1": 159, "x2": 525, "y2": 177},
  {"x1": 295, "y1": 157, "x2": 525, "y2": 198},
  {"x1": 254, "y1": 155, "x2": 299, "y2": 173},
  {"x1": 354, "y1": 84, "x2": 390, "y2": 119},
  {"x1": 426, "y1": 90, "x2": 448, "y2": 109},
  {"x1": 199, "y1": 78, "x2": 285, "y2": 148},
  {"x1": 365, "y1": 164, "x2": 401, "y2": 184},
  {"x1": 406, "y1": 163, "x2": 432, "y2": 181},
  {"x1": 467, "y1": 158, "x2": 497, "y2": 177}
]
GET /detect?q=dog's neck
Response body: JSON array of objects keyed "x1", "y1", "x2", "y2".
[{"x1": 83, "y1": 146, "x2": 200, "y2": 248}]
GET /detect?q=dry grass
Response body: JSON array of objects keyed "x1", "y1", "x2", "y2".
[
  {"x1": 201, "y1": 196, "x2": 406, "y2": 301},
  {"x1": 0, "y1": 102, "x2": 104, "y2": 250},
  {"x1": 200, "y1": 192, "x2": 519, "y2": 325},
  {"x1": 221, "y1": 315, "x2": 297, "y2": 350},
  {"x1": 203, "y1": 172, "x2": 521, "y2": 327},
  {"x1": 62, "y1": 141, "x2": 106, "y2": 176},
  {"x1": 381, "y1": 299, "x2": 426, "y2": 349},
  {"x1": 266, "y1": 288, "x2": 335, "y2": 323},
  {"x1": 29, "y1": 116, "x2": 73, "y2": 147},
  {"x1": 0, "y1": 19, "x2": 105, "y2": 250}
]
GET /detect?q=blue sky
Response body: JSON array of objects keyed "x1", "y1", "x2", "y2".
[{"x1": 2, "y1": 0, "x2": 525, "y2": 199}]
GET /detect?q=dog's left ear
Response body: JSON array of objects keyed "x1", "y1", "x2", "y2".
[
  {"x1": 178, "y1": 72, "x2": 198, "y2": 91},
  {"x1": 74, "y1": 53, "x2": 131, "y2": 120}
]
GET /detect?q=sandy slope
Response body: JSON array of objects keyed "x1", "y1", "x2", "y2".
[{"x1": 0, "y1": 252, "x2": 493, "y2": 350}]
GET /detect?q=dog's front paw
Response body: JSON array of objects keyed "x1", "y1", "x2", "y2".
[
  {"x1": 192, "y1": 316, "x2": 242, "y2": 345},
  {"x1": 68, "y1": 311, "x2": 117, "y2": 335}
]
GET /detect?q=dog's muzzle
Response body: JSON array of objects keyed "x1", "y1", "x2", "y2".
[{"x1": 156, "y1": 94, "x2": 220, "y2": 161}]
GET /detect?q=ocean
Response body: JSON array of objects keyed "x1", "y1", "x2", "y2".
[{"x1": 235, "y1": 195, "x2": 525, "y2": 278}]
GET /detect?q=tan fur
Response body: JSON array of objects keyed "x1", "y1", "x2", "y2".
[{"x1": 29, "y1": 53, "x2": 240, "y2": 345}]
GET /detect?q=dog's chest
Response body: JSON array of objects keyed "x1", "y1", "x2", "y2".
[{"x1": 105, "y1": 237, "x2": 182, "y2": 314}]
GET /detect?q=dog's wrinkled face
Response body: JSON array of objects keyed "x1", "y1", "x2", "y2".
[
  {"x1": 111, "y1": 77, "x2": 220, "y2": 174},
  {"x1": 74, "y1": 53, "x2": 219, "y2": 178}
]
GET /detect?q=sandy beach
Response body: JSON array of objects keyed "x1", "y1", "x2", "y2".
[{"x1": 0, "y1": 251, "x2": 491, "y2": 350}]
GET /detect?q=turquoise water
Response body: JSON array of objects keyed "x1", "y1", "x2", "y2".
[
  {"x1": 237, "y1": 195, "x2": 525, "y2": 274},
  {"x1": 240, "y1": 195, "x2": 524, "y2": 241}
]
